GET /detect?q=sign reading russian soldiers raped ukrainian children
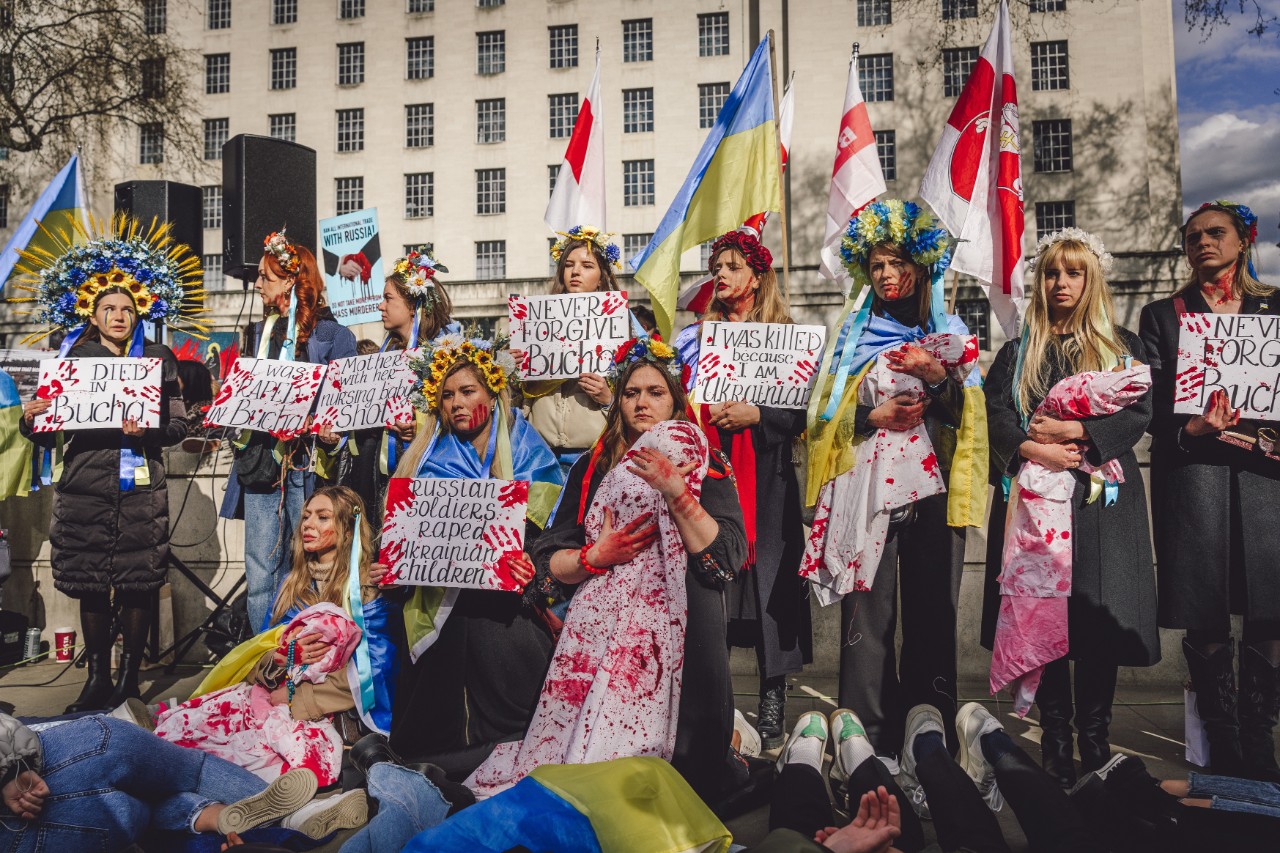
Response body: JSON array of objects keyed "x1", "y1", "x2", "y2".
[
  {"x1": 1175, "y1": 313, "x2": 1280, "y2": 421},
  {"x1": 204, "y1": 358, "x2": 327, "y2": 439},
  {"x1": 508, "y1": 291, "x2": 631, "y2": 379},
  {"x1": 695, "y1": 321, "x2": 827, "y2": 409},
  {"x1": 378, "y1": 478, "x2": 529, "y2": 591},
  {"x1": 31, "y1": 358, "x2": 163, "y2": 432},
  {"x1": 312, "y1": 350, "x2": 418, "y2": 433}
]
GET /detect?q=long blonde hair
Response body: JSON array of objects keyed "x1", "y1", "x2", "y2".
[
  {"x1": 549, "y1": 238, "x2": 621, "y2": 295},
  {"x1": 1177, "y1": 206, "x2": 1275, "y2": 300},
  {"x1": 701, "y1": 248, "x2": 793, "y2": 324},
  {"x1": 271, "y1": 486, "x2": 375, "y2": 625},
  {"x1": 393, "y1": 360, "x2": 514, "y2": 479},
  {"x1": 1016, "y1": 239, "x2": 1129, "y2": 415}
]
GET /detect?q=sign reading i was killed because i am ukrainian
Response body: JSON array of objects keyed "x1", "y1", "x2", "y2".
[
  {"x1": 204, "y1": 358, "x2": 327, "y2": 439},
  {"x1": 508, "y1": 291, "x2": 631, "y2": 379},
  {"x1": 31, "y1": 357, "x2": 163, "y2": 432},
  {"x1": 1175, "y1": 313, "x2": 1280, "y2": 421},
  {"x1": 312, "y1": 349, "x2": 419, "y2": 433},
  {"x1": 378, "y1": 477, "x2": 530, "y2": 591},
  {"x1": 694, "y1": 321, "x2": 827, "y2": 410}
]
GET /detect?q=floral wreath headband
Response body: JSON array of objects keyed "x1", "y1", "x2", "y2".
[
  {"x1": 264, "y1": 230, "x2": 301, "y2": 275},
  {"x1": 709, "y1": 230, "x2": 773, "y2": 274},
  {"x1": 407, "y1": 332, "x2": 518, "y2": 414},
  {"x1": 839, "y1": 200, "x2": 953, "y2": 290},
  {"x1": 1184, "y1": 200, "x2": 1259, "y2": 245},
  {"x1": 550, "y1": 225, "x2": 622, "y2": 270},
  {"x1": 11, "y1": 213, "x2": 208, "y2": 345},
  {"x1": 1032, "y1": 227, "x2": 1115, "y2": 277},
  {"x1": 604, "y1": 336, "x2": 680, "y2": 387},
  {"x1": 392, "y1": 247, "x2": 448, "y2": 307}
]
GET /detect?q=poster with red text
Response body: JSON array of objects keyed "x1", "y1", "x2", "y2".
[
  {"x1": 1174, "y1": 313, "x2": 1280, "y2": 421},
  {"x1": 32, "y1": 357, "x2": 162, "y2": 433},
  {"x1": 508, "y1": 291, "x2": 630, "y2": 379},
  {"x1": 204, "y1": 358, "x2": 327, "y2": 439},
  {"x1": 695, "y1": 321, "x2": 827, "y2": 409}
]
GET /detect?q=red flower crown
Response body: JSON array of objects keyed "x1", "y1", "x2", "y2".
[{"x1": 709, "y1": 230, "x2": 773, "y2": 274}]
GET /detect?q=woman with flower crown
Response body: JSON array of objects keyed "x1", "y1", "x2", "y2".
[
  {"x1": 671, "y1": 229, "x2": 811, "y2": 751},
  {"x1": 981, "y1": 229, "x2": 1158, "y2": 789},
  {"x1": 219, "y1": 231, "x2": 358, "y2": 633},
  {"x1": 1140, "y1": 200, "x2": 1280, "y2": 781},
  {"x1": 14, "y1": 215, "x2": 200, "y2": 713},
  {"x1": 381, "y1": 333, "x2": 563, "y2": 777}
]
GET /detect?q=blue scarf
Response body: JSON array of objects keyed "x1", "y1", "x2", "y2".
[{"x1": 416, "y1": 409, "x2": 561, "y2": 487}]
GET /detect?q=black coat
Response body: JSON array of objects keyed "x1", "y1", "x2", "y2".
[
  {"x1": 980, "y1": 329, "x2": 1160, "y2": 666},
  {"x1": 22, "y1": 341, "x2": 187, "y2": 596},
  {"x1": 1139, "y1": 289, "x2": 1280, "y2": 630}
]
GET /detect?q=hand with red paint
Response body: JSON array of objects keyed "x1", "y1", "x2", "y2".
[
  {"x1": 369, "y1": 561, "x2": 400, "y2": 588},
  {"x1": 586, "y1": 507, "x2": 659, "y2": 568},
  {"x1": 578, "y1": 372, "x2": 612, "y2": 405},
  {"x1": 21, "y1": 398, "x2": 51, "y2": 425},
  {"x1": 500, "y1": 551, "x2": 535, "y2": 588},
  {"x1": 885, "y1": 344, "x2": 946, "y2": 384},
  {"x1": 1020, "y1": 440, "x2": 1083, "y2": 472},
  {"x1": 709, "y1": 400, "x2": 761, "y2": 432},
  {"x1": 867, "y1": 393, "x2": 926, "y2": 431},
  {"x1": 273, "y1": 631, "x2": 330, "y2": 667},
  {"x1": 122, "y1": 417, "x2": 145, "y2": 437},
  {"x1": 628, "y1": 446, "x2": 697, "y2": 498},
  {"x1": 314, "y1": 420, "x2": 341, "y2": 445},
  {"x1": 388, "y1": 419, "x2": 416, "y2": 441},
  {"x1": 1028, "y1": 413, "x2": 1087, "y2": 445},
  {"x1": 1185, "y1": 388, "x2": 1240, "y2": 436}
]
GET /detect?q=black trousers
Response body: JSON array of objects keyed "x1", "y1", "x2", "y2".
[
  {"x1": 673, "y1": 573, "x2": 736, "y2": 801},
  {"x1": 770, "y1": 760, "x2": 926, "y2": 852}
]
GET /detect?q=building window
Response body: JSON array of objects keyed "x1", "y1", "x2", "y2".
[
  {"x1": 207, "y1": 0, "x2": 230, "y2": 30},
  {"x1": 1035, "y1": 200, "x2": 1075, "y2": 238},
  {"x1": 954, "y1": 298, "x2": 990, "y2": 350},
  {"x1": 476, "y1": 98, "x2": 506, "y2": 144},
  {"x1": 624, "y1": 233, "x2": 652, "y2": 261},
  {"x1": 698, "y1": 12, "x2": 730, "y2": 57},
  {"x1": 476, "y1": 168, "x2": 506, "y2": 215},
  {"x1": 875, "y1": 130, "x2": 897, "y2": 181},
  {"x1": 478, "y1": 0, "x2": 504, "y2": 7},
  {"x1": 942, "y1": 47, "x2": 978, "y2": 98},
  {"x1": 408, "y1": 0, "x2": 434, "y2": 12},
  {"x1": 698, "y1": 82, "x2": 730, "y2": 129},
  {"x1": 1030, "y1": 0, "x2": 1066, "y2": 11},
  {"x1": 859, "y1": 53, "x2": 894, "y2": 102},
  {"x1": 203, "y1": 53, "x2": 228, "y2": 94},
  {"x1": 339, "y1": 0, "x2": 364, "y2": 19},
  {"x1": 142, "y1": 58, "x2": 167, "y2": 99},
  {"x1": 337, "y1": 108, "x2": 364, "y2": 152},
  {"x1": 548, "y1": 93, "x2": 578, "y2": 138},
  {"x1": 623, "y1": 88, "x2": 654, "y2": 133},
  {"x1": 857, "y1": 0, "x2": 892, "y2": 26},
  {"x1": 203, "y1": 118, "x2": 228, "y2": 160},
  {"x1": 336, "y1": 177, "x2": 364, "y2": 215},
  {"x1": 337, "y1": 42, "x2": 364, "y2": 85},
  {"x1": 202, "y1": 185, "x2": 222, "y2": 229},
  {"x1": 547, "y1": 165, "x2": 559, "y2": 197},
  {"x1": 477, "y1": 30, "x2": 505, "y2": 75},
  {"x1": 139, "y1": 123, "x2": 164, "y2": 165},
  {"x1": 476, "y1": 241, "x2": 506, "y2": 279},
  {"x1": 941, "y1": 0, "x2": 977, "y2": 20},
  {"x1": 405, "y1": 103, "x2": 434, "y2": 148},
  {"x1": 549, "y1": 24, "x2": 578, "y2": 69},
  {"x1": 202, "y1": 254, "x2": 223, "y2": 291},
  {"x1": 407, "y1": 36, "x2": 434, "y2": 79},
  {"x1": 405, "y1": 173, "x2": 434, "y2": 219},
  {"x1": 143, "y1": 0, "x2": 167, "y2": 34},
  {"x1": 700, "y1": 241, "x2": 716, "y2": 269},
  {"x1": 1033, "y1": 119, "x2": 1073, "y2": 172},
  {"x1": 272, "y1": 0, "x2": 297, "y2": 25},
  {"x1": 623, "y1": 19, "x2": 653, "y2": 63},
  {"x1": 1031, "y1": 41, "x2": 1069, "y2": 91},
  {"x1": 623, "y1": 159, "x2": 654, "y2": 207},
  {"x1": 270, "y1": 48, "x2": 297, "y2": 90}
]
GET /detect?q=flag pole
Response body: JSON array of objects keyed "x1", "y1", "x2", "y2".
[
  {"x1": 947, "y1": 269, "x2": 960, "y2": 313},
  {"x1": 767, "y1": 30, "x2": 791, "y2": 299}
]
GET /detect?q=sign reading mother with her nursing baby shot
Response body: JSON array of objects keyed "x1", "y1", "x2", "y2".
[
  {"x1": 694, "y1": 321, "x2": 828, "y2": 409},
  {"x1": 31, "y1": 357, "x2": 162, "y2": 432},
  {"x1": 1175, "y1": 312, "x2": 1280, "y2": 421},
  {"x1": 508, "y1": 291, "x2": 631, "y2": 380}
]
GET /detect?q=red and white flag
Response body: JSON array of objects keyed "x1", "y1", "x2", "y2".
[
  {"x1": 919, "y1": 0, "x2": 1026, "y2": 338},
  {"x1": 545, "y1": 49, "x2": 605, "y2": 231},
  {"x1": 818, "y1": 48, "x2": 887, "y2": 285}
]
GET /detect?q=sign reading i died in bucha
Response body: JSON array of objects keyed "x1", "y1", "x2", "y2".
[
  {"x1": 1174, "y1": 312, "x2": 1280, "y2": 421},
  {"x1": 508, "y1": 291, "x2": 631, "y2": 380},
  {"x1": 694, "y1": 321, "x2": 827, "y2": 410},
  {"x1": 32, "y1": 357, "x2": 163, "y2": 432},
  {"x1": 204, "y1": 358, "x2": 328, "y2": 439}
]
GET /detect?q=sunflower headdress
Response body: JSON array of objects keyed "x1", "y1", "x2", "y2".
[
  {"x1": 550, "y1": 225, "x2": 622, "y2": 270},
  {"x1": 391, "y1": 247, "x2": 448, "y2": 309},
  {"x1": 407, "y1": 332, "x2": 518, "y2": 413},
  {"x1": 604, "y1": 335, "x2": 679, "y2": 387},
  {"x1": 839, "y1": 200, "x2": 953, "y2": 292},
  {"x1": 10, "y1": 212, "x2": 207, "y2": 346}
]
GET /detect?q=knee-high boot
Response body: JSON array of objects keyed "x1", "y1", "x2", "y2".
[
  {"x1": 1238, "y1": 644, "x2": 1280, "y2": 782},
  {"x1": 65, "y1": 602, "x2": 114, "y2": 714},
  {"x1": 1074, "y1": 659, "x2": 1118, "y2": 773},
  {"x1": 1035, "y1": 657, "x2": 1076, "y2": 787},
  {"x1": 1182, "y1": 638, "x2": 1244, "y2": 777},
  {"x1": 105, "y1": 597, "x2": 151, "y2": 708}
]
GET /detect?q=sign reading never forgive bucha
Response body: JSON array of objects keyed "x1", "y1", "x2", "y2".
[
  {"x1": 312, "y1": 349, "x2": 418, "y2": 432},
  {"x1": 1175, "y1": 313, "x2": 1280, "y2": 421},
  {"x1": 320, "y1": 207, "x2": 383, "y2": 326},
  {"x1": 694, "y1": 321, "x2": 827, "y2": 410},
  {"x1": 508, "y1": 291, "x2": 631, "y2": 379},
  {"x1": 379, "y1": 477, "x2": 530, "y2": 591},
  {"x1": 204, "y1": 358, "x2": 327, "y2": 439},
  {"x1": 32, "y1": 358, "x2": 163, "y2": 432}
]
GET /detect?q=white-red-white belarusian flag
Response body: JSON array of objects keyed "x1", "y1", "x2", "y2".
[
  {"x1": 919, "y1": 0, "x2": 1026, "y2": 338},
  {"x1": 545, "y1": 49, "x2": 605, "y2": 231},
  {"x1": 818, "y1": 48, "x2": 887, "y2": 285}
]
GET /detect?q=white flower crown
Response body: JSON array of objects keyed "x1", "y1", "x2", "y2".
[{"x1": 1032, "y1": 227, "x2": 1114, "y2": 277}]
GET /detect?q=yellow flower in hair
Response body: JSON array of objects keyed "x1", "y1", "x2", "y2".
[{"x1": 649, "y1": 339, "x2": 675, "y2": 360}]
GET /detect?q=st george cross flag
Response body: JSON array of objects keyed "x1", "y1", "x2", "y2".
[
  {"x1": 919, "y1": 0, "x2": 1026, "y2": 338},
  {"x1": 818, "y1": 48, "x2": 887, "y2": 286},
  {"x1": 545, "y1": 49, "x2": 605, "y2": 232}
]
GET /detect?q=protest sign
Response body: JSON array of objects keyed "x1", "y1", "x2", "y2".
[
  {"x1": 31, "y1": 357, "x2": 162, "y2": 433},
  {"x1": 0, "y1": 349, "x2": 57, "y2": 399},
  {"x1": 694, "y1": 321, "x2": 827, "y2": 409},
  {"x1": 1175, "y1": 313, "x2": 1280, "y2": 421},
  {"x1": 378, "y1": 477, "x2": 529, "y2": 591},
  {"x1": 204, "y1": 358, "x2": 327, "y2": 439},
  {"x1": 312, "y1": 349, "x2": 418, "y2": 432},
  {"x1": 319, "y1": 208, "x2": 383, "y2": 326},
  {"x1": 508, "y1": 291, "x2": 631, "y2": 379}
]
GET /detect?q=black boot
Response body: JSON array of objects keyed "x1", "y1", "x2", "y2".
[
  {"x1": 757, "y1": 676, "x2": 787, "y2": 750},
  {"x1": 348, "y1": 733, "x2": 475, "y2": 814},
  {"x1": 1182, "y1": 638, "x2": 1244, "y2": 776},
  {"x1": 65, "y1": 645, "x2": 114, "y2": 713},
  {"x1": 104, "y1": 651, "x2": 142, "y2": 709},
  {"x1": 1238, "y1": 644, "x2": 1280, "y2": 782},
  {"x1": 1074, "y1": 659, "x2": 1118, "y2": 773},
  {"x1": 105, "y1": 595, "x2": 151, "y2": 710},
  {"x1": 1036, "y1": 657, "x2": 1077, "y2": 787}
]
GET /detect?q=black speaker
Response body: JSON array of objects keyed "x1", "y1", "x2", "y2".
[
  {"x1": 222, "y1": 134, "x2": 316, "y2": 282},
  {"x1": 113, "y1": 180, "x2": 203, "y2": 259}
]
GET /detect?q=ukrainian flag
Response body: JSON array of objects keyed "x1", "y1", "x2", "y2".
[
  {"x1": 629, "y1": 36, "x2": 781, "y2": 339},
  {"x1": 0, "y1": 368, "x2": 33, "y2": 500},
  {"x1": 0, "y1": 153, "x2": 90, "y2": 289}
]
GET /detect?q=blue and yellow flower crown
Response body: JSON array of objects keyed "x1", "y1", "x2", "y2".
[
  {"x1": 604, "y1": 336, "x2": 679, "y2": 387},
  {"x1": 407, "y1": 332, "x2": 518, "y2": 413},
  {"x1": 840, "y1": 200, "x2": 953, "y2": 291},
  {"x1": 550, "y1": 225, "x2": 622, "y2": 270},
  {"x1": 392, "y1": 247, "x2": 448, "y2": 306}
]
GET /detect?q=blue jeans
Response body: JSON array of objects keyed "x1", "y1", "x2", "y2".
[
  {"x1": 1188, "y1": 771, "x2": 1280, "y2": 818},
  {"x1": 243, "y1": 469, "x2": 308, "y2": 632},
  {"x1": 339, "y1": 764, "x2": 450, "y2": 853},
  {"x1": 0, "y1": 717, "x2": 265, "y2": 852}
]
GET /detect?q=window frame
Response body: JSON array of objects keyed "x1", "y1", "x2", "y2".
[
  {"x1": 406, "y1": 36, "x2": 435, "y2": 80},
  {"x1": 337, "y1": 42, "x2": 365, "y2": 86},
  {"x1": 548, "y1": 24, "x2": 579, "y2": 69},
  {"x1": 622, "y1": 87, "x2": 654, "y2": 134},
  {"x1": 698, "y1": 12, "x2": 730, "y2": 57},
  {"x1": 476, "y1": 98, "x2": 506, "y2": 144},
  {"x1": 859, "y1": 53, "x2": 895, "y2": 103},
  {"x1": 623, "y1": 159, "x2": 655, "y2": 207},
  {"x1": 336, "y1": 108, "x2": 365, "y2": 153},
  {"x1": 405, "y1": 103, "x2": 434, "y2": 148},
  {"x1": 270, "y1": 48, "x2": 297, "y2": 90},
  {"x1": 622, "y1": 18, "x2": 653, "y2": 63},
  {"x1": 202, "y1": 117, "x2": 229, "y2": 161},
  {"x1": 476, "y1": 168, "x2": 507, "y2": 215},
  {"x1": 335, "y1": 177, "x2": 365, "y2": 216},
  {"x1": 404, "y1": 172, "x2": 434, "y2": 219}
]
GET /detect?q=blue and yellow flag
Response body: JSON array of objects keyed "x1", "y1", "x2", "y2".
[
  {"x1": 629, "y1": 36, "x2": 781, "y2": 339},
  {"x1": 0, "y1": 153, "x2": 89, "y2": 289},
  {"x1": 0, "y1": 369, "x2": 33, "y2": 500}
]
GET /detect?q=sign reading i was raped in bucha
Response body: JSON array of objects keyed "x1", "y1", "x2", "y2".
[
  {"x1": 312, "y1": 349, "x2": 418, "y2": 432},
  {"x1": 379, "y1": 477, "x2": 529, "y2": 591},
  {"x1": 1174, "y1": 313, "x2": 1280, "y2": 421},
  {"x1": 508, "y1": 291, "x2": 631, "y2": 379},
  {"x1": 204, "y1": 358, "x2": 327, "y2": 439},
  {"x1": 31, "y1": 358, "x2": 163, "y2": 432},
  {"x1": 695, "y1": 321, "x2": 827, "y2": 410}
]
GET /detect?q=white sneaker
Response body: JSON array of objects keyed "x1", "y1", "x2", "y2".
[
  {"x1": 107, "y1": 698, "x2": 155, "y2": 731},
  {"x1": 775, "y1": 710, "x2": 829, "y2": 774},
  {"x1": 898, "y1": 704, "x2": 946, "y2": 820},
  {"x1": 217, "y1": 769, "x2": 318, "y2": 835},
  {"x1": 280, "y1": 788, "x2": 369, "y2": 839},
  {"x1": 828, "y1": 708, "x2": 874, "y2": 785},
  {"x1": 956, "y1": 702, "x2": 1005, "y2": 812},
  {"x1": 733, "y1": 708, "x2": 763, "y2": 758}
]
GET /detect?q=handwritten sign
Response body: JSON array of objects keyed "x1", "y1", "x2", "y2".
[
  {"x1": 312, "y1": 350, "x2": 418, "y2": 432},
  {"x1": 508, "y1": 291, "x2": 631, "y2": 379},
  {"x1": 695, "y1": 321, "x2": 827, "y2": 409},
  {"x1": 378, "y1": 477, "x2": 528, "y2": 591},
  {"x1": 31, "y1": 357, "x2": 162, "y2": 433},
  {"x1": 1175, "y1": 313, "x2": 1280, "y2": 421},
  {"x1": 204, "y1": 358, "x2": 327, "y2": 439},
  {"x1": 320, "y1": 207, "x2": 384, "y2": 326}
]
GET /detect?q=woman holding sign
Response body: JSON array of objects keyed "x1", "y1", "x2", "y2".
[
  {"x1": 14, "y1": 215, "x2": 199, "y2": 713},
  {"x1": 672, "y1": 229, "x2": 811, "y2": 750},
  {"x1": 1140, "y1": 200, "x2": 1280, "y2": 780}
]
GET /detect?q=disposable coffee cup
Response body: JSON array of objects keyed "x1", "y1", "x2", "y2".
[{"x1": 53, "y1": 627, "x2": 76, "y2": 662}]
